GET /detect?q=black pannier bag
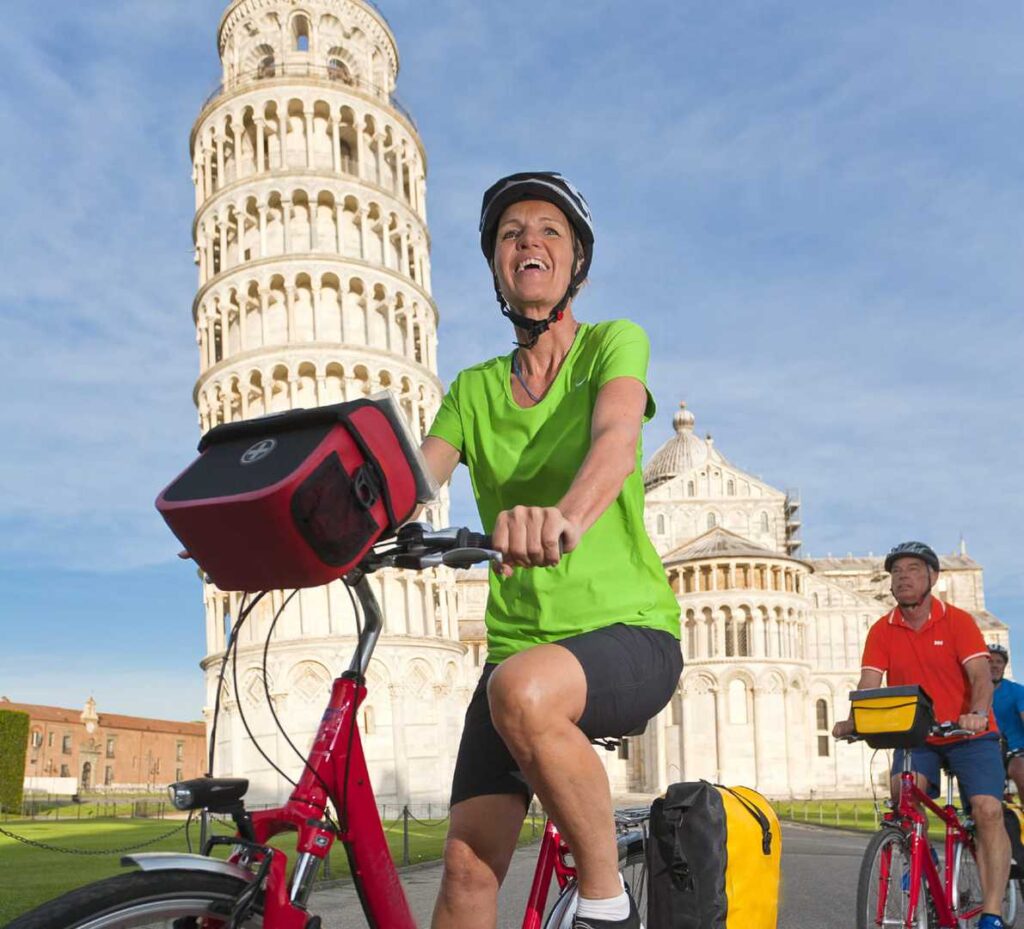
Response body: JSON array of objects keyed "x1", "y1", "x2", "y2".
[
  {"x1": 156, "y1": 394, "x2": 437, "y2": 592},
  {"x1": 647, "y1": 781, "x2": 780, "y2": 929}
]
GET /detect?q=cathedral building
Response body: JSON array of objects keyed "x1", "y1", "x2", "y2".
[{"x1": 189, "y1": 0, "x2": 1008, "y2": 804}]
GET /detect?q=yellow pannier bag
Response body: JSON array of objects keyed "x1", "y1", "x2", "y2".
[
  {"x1": 1003, "y1": 802, "x2": 1024, "y2": 878},
  {"x1": 647, "y1": 781, "x2": 781, "y2": 929},
  {"x1": 850, "y1": 684, "x2": 935, "y2": 749}
]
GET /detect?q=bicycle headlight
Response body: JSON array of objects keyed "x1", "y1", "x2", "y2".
[{"x1": 168, "y1": 783, "x2": 195, "y2": 811}]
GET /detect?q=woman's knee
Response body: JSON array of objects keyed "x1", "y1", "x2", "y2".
[
  {"x1": 487, "y1": 648, "x2": 585, "y2": 745},
  {"x1": 440, "y1": 835, "x2": 510, "y2": 895}
]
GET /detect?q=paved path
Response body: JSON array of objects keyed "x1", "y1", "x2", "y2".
[{"x1": 312, "y1": 821, "x2": 872, "y2": 928}]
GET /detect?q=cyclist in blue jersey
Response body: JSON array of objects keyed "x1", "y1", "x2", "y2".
[{"x1": 990, "y1": 643, "x2": 1024, "y2": 798}]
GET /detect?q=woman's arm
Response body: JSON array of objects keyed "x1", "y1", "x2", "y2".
[
  {"x1": 421, "y1": 435, "x2": 461, "y2": 489},
  {"x1": 557, "y1": 376, "x2": 647, "y2": 536},
  {"x1": 492, "y1": 376, "x2": 646, "y2": 571}
]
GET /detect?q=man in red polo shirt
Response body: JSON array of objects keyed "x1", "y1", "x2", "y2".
[{"x1": 834, "y1": 541, "x2": 1008, "y2": 929}]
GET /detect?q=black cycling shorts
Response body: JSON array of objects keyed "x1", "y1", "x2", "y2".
[{"x1": 450, "y1": 623, "x2": 683, "y2": 806}]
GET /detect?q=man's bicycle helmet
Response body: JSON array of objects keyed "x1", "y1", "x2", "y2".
[
  {"x1": 989, "y1": 643, "x2": 1010, "y2": 660},
  {"x1": 479, "y1": 171, "x2": 594, "y2": 348},
  {"x1": 883, "y1": 541, "x2": 940, "y2": 573}
]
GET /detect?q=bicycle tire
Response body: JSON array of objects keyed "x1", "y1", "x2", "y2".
[
  {"x1": 856, "y1": 827, "x2": 928, "y2": 929},
  {"x1": 541, "y1": 832, "x2": 647, "y2": 929},
  {"x1": 4, "y1": 869, "x2": 260, "y2": 929},
  {"x1": 951, "y1": 841, "x2": 1017, "y2": 928}
]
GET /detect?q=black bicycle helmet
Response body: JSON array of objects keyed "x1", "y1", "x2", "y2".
[
  {"x1": 883, "y1": 541, "x2": 940, "y2": 573},
  {"x1": 479, "y1": 171, "x2": 594, "y2": 348},
  {"x1": 989, "y1": 643, "x2": 1010, "y2": 660}
]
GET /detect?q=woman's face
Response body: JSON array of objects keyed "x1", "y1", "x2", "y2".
[{"x1": 492, "y1": 200, "x2": 577, "y2": 312}]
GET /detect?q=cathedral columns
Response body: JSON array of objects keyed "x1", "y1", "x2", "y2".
[
  {"x1": 388, "y1": 684, "x2": 410, "y2": 804},
  {"x1": 751, "y1": 686, "x2": 766, "y2": 790},
  {"x1": 752, "y1": 610, "x2": 766, "y2": 658},
  {"x1": 713, "y1": 686, "x2": 726, "y2": 783}
]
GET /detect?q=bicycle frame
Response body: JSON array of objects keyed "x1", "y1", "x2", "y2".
[
  {"x1": 219, "y1": 574, "x2": 580, "y2": 929},
  {"x1": 880, "y1": 755, "x2": 981, "y2": 928}
]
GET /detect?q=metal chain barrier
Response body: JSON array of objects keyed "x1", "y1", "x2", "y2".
[
  {"x1": 0, "y1": 820, "x2": 189, "y2": 856},
  {"x1": 405, "y1": 807, "x2": 451, "y2": 827}
]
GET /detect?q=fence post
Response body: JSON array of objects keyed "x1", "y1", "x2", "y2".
[
  {"x1": 402, "y1": 806, "x2": 410, "y2": 866},
  {"x1": 818, "y1": 803, "x2": 823, "y2": 825},
  {"x1": 835, "y1": 802, "x2": 839, "y2": 825},
  {"x1": 854, "y1": 804, "x2": 859, "y2": 827}
]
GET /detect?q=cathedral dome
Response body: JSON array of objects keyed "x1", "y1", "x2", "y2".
[{"x1": 644, "y1": 402, "x2": 724, "y2": 488}]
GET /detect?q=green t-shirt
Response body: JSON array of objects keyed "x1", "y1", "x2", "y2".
[{"x1": 428, "y1": 319, "x2": 681, "y2": 662}]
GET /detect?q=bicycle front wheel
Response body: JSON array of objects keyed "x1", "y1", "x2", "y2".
[
  {"x1": 856, "y1": 827, "x2": 929, "y2": 929},
  {"x1": 5, "y1": 869, "x2": 260, "y2": 929}
]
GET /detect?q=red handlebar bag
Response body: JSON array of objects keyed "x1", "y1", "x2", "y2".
[{"x1": 156, "y1": 399, "x2": 422, "y2": 592}]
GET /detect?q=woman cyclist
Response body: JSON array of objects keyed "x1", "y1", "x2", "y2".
[{"x1": 420, "y1": 172, "x2": 682, "y2": 929}]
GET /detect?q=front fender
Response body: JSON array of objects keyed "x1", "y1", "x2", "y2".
[{"x1": 122, "y1": 852, "x2": 255, "y2": 884}]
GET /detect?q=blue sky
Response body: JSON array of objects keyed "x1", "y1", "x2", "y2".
[{"x1": 1, "y1": 2, "x2": 1021, "y2": 719}]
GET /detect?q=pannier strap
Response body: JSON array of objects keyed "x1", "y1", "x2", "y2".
[{"x1": 717, "y1": 784, "x2": 773, "y2": 855}]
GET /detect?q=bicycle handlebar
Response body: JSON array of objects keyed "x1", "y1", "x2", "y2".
[
  {"x1": 839, "y1": 721, "x2": 976, "y2": 744},
  {"x1": 361, "y1": 523, "x2": 500, "y2": 573},
  {"x1": 345, "y1": 525, "x2": 498, "y2": 676}
]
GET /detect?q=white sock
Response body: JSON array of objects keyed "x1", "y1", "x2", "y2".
[{"x1": 575, "y1": 890, "x2": 631, "y2": 922}]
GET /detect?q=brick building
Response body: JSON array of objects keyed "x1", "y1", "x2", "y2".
[{"x1": 1, "y1": 697, "x2": 205, "y2": 791}]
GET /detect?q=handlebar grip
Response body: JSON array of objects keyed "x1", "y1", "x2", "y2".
[{"x1": 459, "y1": 530, "x2": 492, "y2": 549}]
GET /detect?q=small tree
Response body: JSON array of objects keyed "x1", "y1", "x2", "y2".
[{"x1": 0, "y1": 709, "x2": 29, "y2": 812}]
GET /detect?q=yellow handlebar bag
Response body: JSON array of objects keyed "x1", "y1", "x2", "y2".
[{"x1": 850, "y1": 684, "x2": 935, "y2": 749}]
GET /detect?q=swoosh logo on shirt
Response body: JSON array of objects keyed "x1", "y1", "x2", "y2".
[{"x1": 574, "y1": 376, "x2": 588, "y2": 389}]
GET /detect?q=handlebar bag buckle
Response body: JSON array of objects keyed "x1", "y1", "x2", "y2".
[
  {"x1": 155, "y1": 395, "x2": 432, "y2": 592},
  {"x1": 849, "y1": 684, "x2": 936, "y2": 749}
]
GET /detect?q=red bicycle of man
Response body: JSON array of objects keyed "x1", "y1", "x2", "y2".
[
  {"x1": 846, "y1": 721, "x2": 1018, "y2": 929},
  {"x1": 8, "y1": 524, "x2": 649, "y2": 929}
]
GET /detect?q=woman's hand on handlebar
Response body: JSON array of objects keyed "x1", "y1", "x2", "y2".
[{"x1": 491, "y1": 506, "x2": 581, "y2": 576}]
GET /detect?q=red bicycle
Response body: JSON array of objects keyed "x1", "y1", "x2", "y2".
[
  {"x1": 851, "y1": 723, "x2": 1018, "y2": 929},
  {"x1": 8, "y1": 524, "x2": 649, "y2": 929}
]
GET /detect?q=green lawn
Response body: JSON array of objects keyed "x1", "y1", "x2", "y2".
[
  {"x1": 0, "y1": 814, "x2": 542, "y2": 923},
  {"x1": 773, "y1": 799, "x2": 959, "y2": 839}
]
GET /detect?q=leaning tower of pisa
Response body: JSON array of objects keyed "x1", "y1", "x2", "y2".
[{"x1": 189, "y1": 0, "x2": 465, "y2": 805}]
